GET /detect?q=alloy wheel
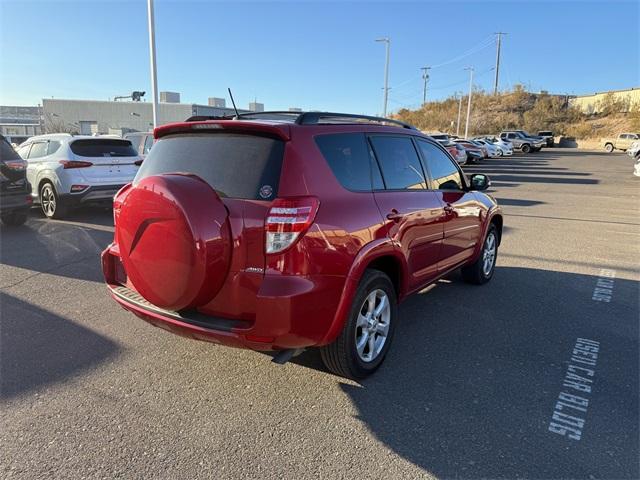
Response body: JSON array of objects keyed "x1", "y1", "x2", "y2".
[
  {"x1": 41, "y1": 184, "x2": 56, "y2": 217},
  {"x1": 355, "y1": 289, "x2": 391, "y2": 363},
  {"x1": 482, "y1": 232, "x2": 497, "y2": 276}
]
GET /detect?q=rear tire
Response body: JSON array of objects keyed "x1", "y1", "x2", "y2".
[
  {"x1": 40, "y1": 182, "x2": 68, "y2": 219},
  {"x1": 462, "y1": 225, "x2": 498, "y2": 285},
  {"x1": 320, "y1": 269, "x2": 397, "y2": 379},
  {"x1": 521, "y1": 144, "x2": 531, "y2": 154},
  {"x1": 1, "y1": 211, "x2": 28, "y2": 226},
  {"x1": 605, "y1": 143, "x2": 614, "y2": 153}
]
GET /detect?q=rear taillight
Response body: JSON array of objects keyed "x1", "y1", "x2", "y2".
[
  {"x1": 59, "y1": 160, "x2": 93, "y2": 169},
  {"x1": 265, "y1": 197, "x2": 319, "y2": 254},
  {"x1": 3, "y1": 159, "x2": 27, "y2": 171}
]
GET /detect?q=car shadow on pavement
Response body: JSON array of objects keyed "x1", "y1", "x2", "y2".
[
  {"x1": 0, "y1": 208, "x2": 114, "y2": 285},
  {"x1": 297, "y1": 266, "x2": 639, "y2": 479},
  {"x1": 0, "y1": 292, "x2": 120, "y2": 400}
]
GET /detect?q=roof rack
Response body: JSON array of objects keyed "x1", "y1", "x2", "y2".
[{"x1": 185, "y1": 111, "x2": 417, "y2": 130}]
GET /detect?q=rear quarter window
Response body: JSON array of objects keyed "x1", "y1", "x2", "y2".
[
  {"x1": 135, "y1": 133, "x2": 284, "y2": 200},
  {"x1": 314, "y1": 133, "x2": 382, "y2": 191},
  {"x1": 70, "y1": 139, "x2": 137, "y2": 157}
]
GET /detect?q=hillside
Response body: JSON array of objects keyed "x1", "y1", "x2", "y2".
[{"x1": 393, "y1": 85, "x2": 640, "y2": 144}]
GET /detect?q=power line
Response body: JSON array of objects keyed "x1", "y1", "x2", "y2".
[{"x1": 430, "y1": 35, "x2": 494, "y2": 69}]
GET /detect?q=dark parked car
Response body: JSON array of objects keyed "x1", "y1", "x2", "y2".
[
  {"x1": 102, "y1": 112, "x2": 503, "y2": 379},
  {"x1": 538, "y1": 130, "x2": 554, "y2": 147},
  {"x1": 0, "y1": 134, "x2": 32, "y2": 226}
]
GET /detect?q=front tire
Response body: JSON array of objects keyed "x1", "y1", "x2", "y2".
[
  {"x1": 320, "y1": 269, "x2": 397, "y2": 379},
  {"x1": 462, "y1": 225, "x2": 498, "y2": 285},
  {"x1": 1, "y1": 211, "x2": 28, "y2": 226},
  {"x1": 40, "y1": 182, "x2": 68, "y2": 219},
  {"x1": 521, "y1": 144, "x2": 531, "y2": 154}
]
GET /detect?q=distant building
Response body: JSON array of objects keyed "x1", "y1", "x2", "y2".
[
  {"x1": 159, "y1": 91, "x2": 180, "y2": 103},
  {"x1": 569, "y1": 87, "x2": 640, "y2": 114},
  {"x1": 249, "y1": 102, "x2": 264, "y2": 112},
  {"x1": 0, "y1": 106, "x2": 43, "y2": 144},
  {"x1": 288, "y1": 107, "x2": 302, "y2": 112},
  {"x1": 41, "y1": 97, "x2": 249, "y2": 136},
  {"x1": 208, "y1": 97, "x2": 226, "y2": 108}
]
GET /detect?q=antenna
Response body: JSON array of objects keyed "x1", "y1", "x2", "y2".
[{"x1": 228, "y1": 88, "x2": 240, "y2": 118}]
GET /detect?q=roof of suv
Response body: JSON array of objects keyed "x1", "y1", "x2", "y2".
[
  {"x1": 184, "y1": 111, "x2": 418, "y2": 130},
  {"x1": 25, "y1": 133, "x2": 132, "y2": 143}
]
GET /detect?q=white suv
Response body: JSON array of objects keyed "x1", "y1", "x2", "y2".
[{"x1": 16, "y1": 134, "x2": 141, "y2": 219}]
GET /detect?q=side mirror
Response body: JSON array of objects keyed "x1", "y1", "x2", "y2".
[{"x1": 469, "y1": 173, "x2": 491, "y2": 191}]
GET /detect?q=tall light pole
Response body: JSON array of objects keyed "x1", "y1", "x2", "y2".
[
  {"x1": 464, "y1": 67, "x2": 474, "y2": 139},
  {"x1": 421, "y1": 66, "x2": 431, "y2": 106},
  {"x1": 376, "y1": 37, "x2": 390, "y2": 117},
  {"x1": 456, "y1": 92, "x2": 463, "y2": 136},
  {"x1": 493, "y1": 32, "x2": 507, "y2": 95},
  {"x1": 147, "y1": 0, "x2": 159, "y2": 129}
]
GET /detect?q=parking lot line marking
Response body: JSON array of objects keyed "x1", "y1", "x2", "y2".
[
  {"x1": 592, "y1": 269, "x2": 616, "y2": 303},
  {"x1": 548, "y1": 338, "x2": 600, "y2": 441}
]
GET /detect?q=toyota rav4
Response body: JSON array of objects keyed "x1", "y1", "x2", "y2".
[{"x1": 102, "y1": 112, "x2": 503, "y2": 379}]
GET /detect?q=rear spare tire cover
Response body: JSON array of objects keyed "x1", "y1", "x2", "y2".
[{"x1": 117, "y1": 174, "x2": 231, "y2": 311}]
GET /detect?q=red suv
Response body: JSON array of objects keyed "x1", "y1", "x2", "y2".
[{"x1": 102, "y1": 112, "x2": 502, "y2": 379}]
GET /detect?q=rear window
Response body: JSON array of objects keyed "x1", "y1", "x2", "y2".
[
  {"x1": 70, "y1": 139, "x2": 137, "y2": 157},
  {"x1": 315, "y1": 133, "x2": 382, "y2": 191},
  {"x1": 0, "y1": 137, "x2": 21, "y2": 161},
  {"x1": 135, "y1": 133, "x2": 284, "y2": 200}
]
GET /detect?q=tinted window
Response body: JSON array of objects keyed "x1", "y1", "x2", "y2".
[
  {"x1": 143, "y1": 135, "x2": 154, "y2": 154},
  {"x1": 16, "y1": 144, "x2": 31, "y2": 159},
  {"x1": 1, "y1": 137, "x2": 22, "y2": 161},
  {"x1": 369, "y1": 136, "x2": 426, "y2": 190},
  {"x1": 315, "y1": 133, "x2": 379, "y2": 191},
  {"x1": 47, "y1": 141, "x2": 61, "y2": 155},
  {"x1": 125, "y1": 135, "x2": 143, "y2": 153},
  {"x1": 29, "y1": 142, "x2": 49, "y2": 158},
  {"x1": 417, "y1": 140, "x2": 463, "y2": 190},
  {"x1": 70, "y1": 139, "x2": 137, "y2": 157},
  {"x1": 135, "y1": 133, "x2": 284, "y2": 200}
]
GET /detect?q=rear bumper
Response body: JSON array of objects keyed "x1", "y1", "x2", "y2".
[
  {"x1": 102, "y1": 247, "x2": 346, "y2": 351},
  {"x1": 0, "y1": 189, "x2": 32, "y2": 214},
  {"x1": 61, "y1": 184, "x2": 124, "y2": 206}
]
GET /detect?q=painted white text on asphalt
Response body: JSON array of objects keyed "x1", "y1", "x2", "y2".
[
  {"x1": 592, "y1": 269, "x2": 616, "y2": 302},
  {"x1": 548, "y1": 338, "x2": 600, "y2": 441}
]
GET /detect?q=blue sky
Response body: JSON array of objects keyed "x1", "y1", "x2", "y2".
[{"x1": 1, "y1": 0, "x2": 638, "y2": 115}]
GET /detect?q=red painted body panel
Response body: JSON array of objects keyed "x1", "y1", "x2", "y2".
[{"x1": 102, "y1": 119, "x2": 502, "y2": 352}]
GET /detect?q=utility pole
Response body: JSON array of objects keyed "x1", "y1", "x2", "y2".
[
  {"x1": 456, "y1": 92, "x2": 463, "y2": 136},
  {"x1": 376, "y1": 37, "x2": 390, "y2": 117},
  {"x1": 421, "y1": 66, "x2": 431, "y2": 106},
  {"x1": 464, "y1": 67, "x2": 474, "y2": 139},
  {"x1": 493, "y1": 32, "x2": 507, "y2": 95},
  {"x1": 147, "y1": 0, "x2": 159, "y2": 129}
]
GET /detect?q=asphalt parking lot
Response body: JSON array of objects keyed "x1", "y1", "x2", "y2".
[{"x1": 1, "y1": 148, "x2": 638, "y2": 479}]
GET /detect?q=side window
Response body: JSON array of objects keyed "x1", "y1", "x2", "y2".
[
  {"x1": 47, "y1": 141, "x2": 61, "y2": 155},
  {"x1": 315, "y1": 133, "x2": 379, "y2": 191},
  {"x1": 28, "y1": 142, "x2": 48, "y2": 158},
  {"x1": 507, "y1": 133, "x2": 516, "y2": 139},
  {"x1": 143, "y1": 135, "x2": 154, "y2": 155},
  {"x1": 16, "y1": 143, "x2": 32, "y2": 159},
  {"x1": 417, "y1": 140, "x2": 463, "y2": 190},
  {"x1": 369, "y1": 136, "x2": 426, "y2": 190}
]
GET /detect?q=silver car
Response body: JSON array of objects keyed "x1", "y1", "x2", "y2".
[
  {"x1": 500, "y1": 131, "x2": 544, "y2": 153},
  {"x1": 16, "y1": 134, "x2": 141, "y2": 219}
]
